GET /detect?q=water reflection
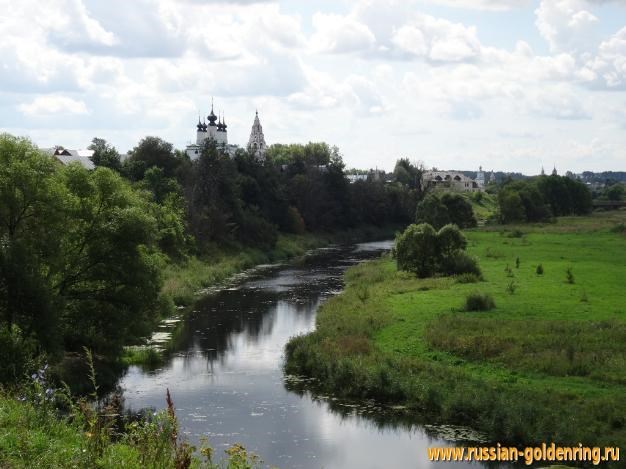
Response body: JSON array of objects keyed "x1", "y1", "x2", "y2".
[{"x1": 120, "y1": 242, "x2": 503, "y2": 468}]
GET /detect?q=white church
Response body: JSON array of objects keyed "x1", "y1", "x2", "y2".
[{"x1": 185, "y1": 100, "x2": 267, "y2": 161}]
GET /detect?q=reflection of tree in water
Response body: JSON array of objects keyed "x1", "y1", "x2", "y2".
[
  {"x1": 127, "y1": 245, "x2": 388, "y2": 377},
  {"x1": 284, "y1": 380, "x2": 492, "y2": 450}
]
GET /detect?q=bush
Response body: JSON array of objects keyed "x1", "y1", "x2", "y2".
[
  {"x1": 463, "y1": 292, "x2": 496, "y2": 312},
  {"x1": 440, "y1": 251, "x2": 482, "y2": 277},
  {"x1": 536, "y1": 264, "x2": 544, "y2": 275},
  {"x1": 455, "y1": 273, "x2": 482, "y2": 284},
  {"x1": 0, "y1": 326, "x2": 38, "y2": 383},
  {"x1": 566, "y1": 267, "x2": 575, "y2": 284},
  {"x1": 396, "y1": 223, "x2": 481, "y2": 278},
  {"x1": 436, "y1": 224, "x2": 467, "y2": 258},
  {"x1": 395, "y1": 223, "x2": 438, "y2": 278}
]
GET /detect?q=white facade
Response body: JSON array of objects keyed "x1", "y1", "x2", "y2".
[
  {"x1": 186, "y1": 103, "x2": 230, "y2": 159},
  {"x1": 476, "y1": 166, "x2": 486, "y2": 187},
  {"x1": 247, "y1": 111, "x2": 267, "y2": 160}
]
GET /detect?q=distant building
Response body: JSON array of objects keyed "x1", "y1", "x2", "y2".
[
  {"x1": 247, "y1": 110, "x2": 267, "y2": 161},
  {"x1": 185, "y1": 101, "x2": 267, "y2": 161},
  {"x1": 186, "y1": 100, "x2": 237, "y2": 159},
  {"x1": 422, "y1": 170, "x2": 481, "y2": 193},
  {"x1": 476, "y1": 166, "x2": 486, "y2": 187},
  {"x1": 43, "y1": 147, "x2": 95, "y2": 170}
]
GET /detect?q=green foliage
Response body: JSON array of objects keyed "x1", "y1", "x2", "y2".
[
  {"x1": 286, "y1": 213, "x2": 626, "y2": 453},
  {"x1": 536, "y1": 264, "x2": 544, "y2": 275},
  {"x1": 498, "y1": 175, "x2": 591, "y2": 224},
  {"x1": 0, "y1": 381, "x2": 262, "y2": 469},
  {"x1": 123, "y1": 136, "x2": 180, "y2": 181},
  {"x1": 565, "y1": 267, "x2": 575, "y2": 284},
  {"x1": 455, "y1": 273, "x2": 481, "y2": 284},
  {"x1": 0, "y1": 134, "x2": 186, "y2": 378},
  {"x1": 439, "y1": 251, "x2": 482, "y2": 277},
  {"x1": 463, "y1": 292, "x2": 496, "y2": 311},
  {"x1": 395, "y1": 223, "x2": 438, "y2": 278},
  {"x1": 395, "y1": 223, "x2": 479, "y2": 278},
  {"x1": 605, "y1": 183, "x2": 625, "y2": 201},
  {"x1": 88, "y1": 138, "x2": 121, "y2": 172},
  {"x1": 416, "y1": 192, "x2": 477, "y2": 229},
  {"x1": 506, "y1": 280, "x2": 517, "y2": 295}
]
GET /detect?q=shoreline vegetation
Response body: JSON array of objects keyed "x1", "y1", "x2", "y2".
[
  {"x1": 122, "y1": 224, "x2": 400, "y2": 367},
  {"x1": 285, "y1": 211, "x2": 626, "y2": 464}
]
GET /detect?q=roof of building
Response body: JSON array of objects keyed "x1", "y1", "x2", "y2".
[{"x1": 42, "y1": 147, "x2": 95, "y2": 170}]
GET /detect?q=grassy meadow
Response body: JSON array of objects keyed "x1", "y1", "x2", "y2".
[{"x1": 285, "y1": 211, "x2": 626, "y2": 455}]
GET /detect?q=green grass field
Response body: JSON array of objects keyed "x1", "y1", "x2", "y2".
[{"x1": 285, "y1": 211, "x2": 626, "y2": 459}]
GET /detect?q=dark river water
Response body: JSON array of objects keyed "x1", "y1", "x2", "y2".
[{"x1": 119, "y1": 241, "x2": 496, "y2": 468}]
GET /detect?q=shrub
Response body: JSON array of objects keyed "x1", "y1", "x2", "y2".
[
  {"x1": 566, "y1": 267, "x2": 575, "y2": 284},
  {"x1": 455, "y1": 273, "x2": 481, "y2": 284},
  {"x1": 506, "y1": 281, "x2": 517, "y2": 295},
  {"x1": 610, "y1": 222, "x2": 626, "y2": 234},
  {"x1": 463, "y1": 292, "x2": 496, "y2": 312},
  {"x1": 536, "y1": 264, "x2": 544, "y2": 275},
  {"x1": 396, "y1": 223, "x2": 481, "y2": 278},
  {"x1": 440, "y1": 251, "x2": 482, "y2": 277},
  {"x1": 436, "y1": 224, "x2": 467, "y2": 258},
  {"x1": 0, "y1": 326, "x2": 38, "y2": 384},
  {"x1": 395, "y1": 223, "x2": 438, "y2": 278},
  {"x1": 515, "y1": 257, "x2": 520, "y2": 269}
]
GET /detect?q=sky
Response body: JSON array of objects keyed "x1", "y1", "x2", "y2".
[{"x1": 1, "y1": 0, "x2": 626, "y2": 174}]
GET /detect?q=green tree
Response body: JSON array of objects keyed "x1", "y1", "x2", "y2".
[
  {"x1": 498, "y1": 190, "x2": 526, "y2": 224},
  {"x1": 606, "y1": 184, "x2": 625, "y2": 201},
  {"x1": 0, "y1": 134, "x2": 169, "y2": 371},
  {"x1": 88, "y1": 137, "x2": 122, "y2": 172},
  {"x1": 436, "y1": 224, "x2": 467, "y2": 259},
  {"x1": 415, "y1": 193, "x2": 451, "y2": 229},
  {"x1": 124, "y1": 137, "x2": 179, "y2": 181},
  {"x1": 440, "y1": 193, "x2": 477, "y2": 228},
  {"x1": 395, "y1": 223, "x2": 438, "y2": 278}
]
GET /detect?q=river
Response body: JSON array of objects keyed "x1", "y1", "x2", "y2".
[{"x1": 119, "y1": 241, "x2": 497, "y2": 468}]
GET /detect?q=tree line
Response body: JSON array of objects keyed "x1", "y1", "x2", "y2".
[
  {"x1": 497, "y1": 175, "x2": 592, "y2": 224},
  {"x1": 0, "y1": 133, "x2": 421, "y2": 384}
]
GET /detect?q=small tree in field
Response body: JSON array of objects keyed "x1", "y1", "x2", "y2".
[
  {"x1": 395, "y1": 223, "x2": 480, "y2": 278},
  {"x1": 395, "y1": 223, "x2": 438, "y2": 278}
]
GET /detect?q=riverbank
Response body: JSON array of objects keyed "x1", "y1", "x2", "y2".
[
  {"x1": 122, "y1": 224, "x2": 400, "y2": 367},
  {"x1": 285, "y1": 212, "x2": 626, "y2": 458},
  {"x1": 0, "y1": 388, "x2": 259, "y2": 468},
  {"x1": 161, "y1": 224, "x2": 401, "y2": 308}
]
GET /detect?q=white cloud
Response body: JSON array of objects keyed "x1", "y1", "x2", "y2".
[
  {"x1": 310, "y1": 13, "x2": 376, "y2": 53},
  {"x1": 391, "y1": 16, "x2": 481, "y2": 62},
  {"x1": 1, "y1": 0, "x2": 626, "y2": 172},
  {"x1": 18, "y1": 95, "x2": 89, "y2": 115},
  {"x1": 423, "y1": 0, "x2": 531, "y2": 10},
  {"x1": 535, "y1": 0, "x2": 601, "y2": 55}
]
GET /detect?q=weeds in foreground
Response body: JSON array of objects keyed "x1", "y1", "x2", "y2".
[
  {"x1": 566, "y1": 267, "x2": 575, "y2": 284},
  {"x1": 3, "y1": 351, "x2": 262, "y2": 469}
]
